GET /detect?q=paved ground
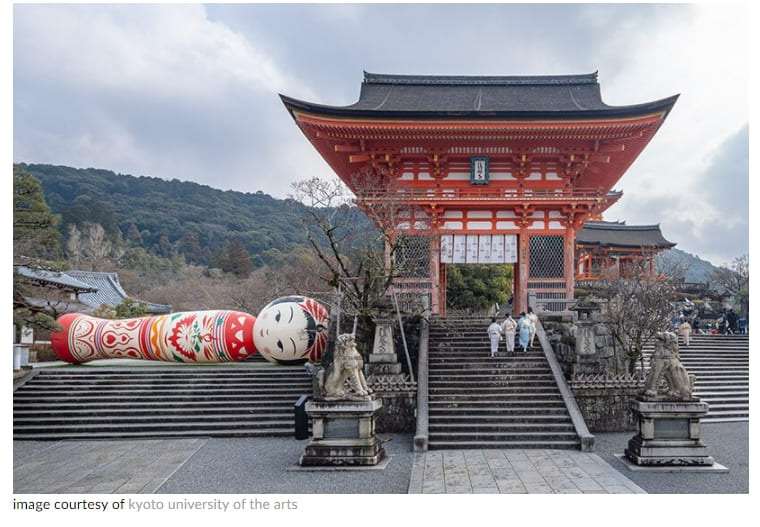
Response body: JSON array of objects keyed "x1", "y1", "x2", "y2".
[{"x1": 13, "y1": 422, "x2": 748, "y2": 495}]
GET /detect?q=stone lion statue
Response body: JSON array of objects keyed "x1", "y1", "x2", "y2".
[
  {"x1": 317, "y1": 333, "x2": 373, "y2": 401},
  {"x1": 643, "y1": 331, "x2": 696, "y2": 400}
]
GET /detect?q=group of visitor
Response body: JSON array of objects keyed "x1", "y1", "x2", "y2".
[
  {"x1": 487, "y1": 308, "x2": 538, "y2": 356},
  {"x1": 669, "y1": 304, "x2": 746, "y2": 341}
]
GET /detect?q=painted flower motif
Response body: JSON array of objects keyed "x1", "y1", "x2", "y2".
[{"x1": 168, "y1": 315, "x2": 201, "y2": 359}]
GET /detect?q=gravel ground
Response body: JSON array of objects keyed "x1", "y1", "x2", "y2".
[
  {"x1": 592, "y1": 421, "x2": 749, "y2": 494},
  {"x1": 155, "y1": 433, "x2": 416, "y2": 494},
  {"x1": 14, "y1": 422, "x2": 748, "y2": 495},
  {"x1": 155, "y1": 422, "x2": 748, "y2": 494}
]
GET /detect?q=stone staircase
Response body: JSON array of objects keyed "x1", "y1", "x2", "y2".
[
  {"x1": 426, "y1": 317, "x2": 581, "y2": 450},
  {"x1": 643, "y1": 333, "x2": 749, "y2": 422},
  {"x1": 13, "y1": 363, "x2": 312, "y2": 440}
]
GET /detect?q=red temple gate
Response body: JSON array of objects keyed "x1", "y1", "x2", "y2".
[{"x1": 282, "y1": 72, "x2": 677, "y2": 315}]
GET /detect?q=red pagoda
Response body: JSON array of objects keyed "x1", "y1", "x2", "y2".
[{"x1": 281, "y1": 72, "x2": 678, "y2": 315}]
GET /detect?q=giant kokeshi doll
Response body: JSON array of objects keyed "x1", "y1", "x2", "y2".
[{"x1": 51, "y1": 310, "x2": 257, "y2": 364}]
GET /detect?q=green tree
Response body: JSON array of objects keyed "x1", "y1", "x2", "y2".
[
  {"x1": 13, "y1": 166, "x2": 62, "y2": 261},
  {"x1": 92, "y1": 298, "x2": 148, "y2": 319},
  {"x1": 225, "y1": 239, "x2": 253, "y2": 278},
  {"x1": 13, "y1": 166, "x2": 65, "y2": 333},
  {"x1": 446, "y1": 264, "x2": 513, "y2": 314}
]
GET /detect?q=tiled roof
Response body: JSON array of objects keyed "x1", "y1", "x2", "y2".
[
  {"x1": 14, "y1": 266, "x2": 97, "y2": 292},
  {"x1": 576, "y1": 221, "x2": 676, "y2": 249},
  {"x1": 63, "y1": 270, "x2": 172, "y2": 314},
  {"x1": 281, "y1": 71, "x2": 679, "y2": 119}
]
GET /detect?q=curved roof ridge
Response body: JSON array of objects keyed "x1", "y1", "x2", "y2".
[
  {"x1": 362, "y1": 71, "x2": 599, "y2": 86},
  {"x1": 583, "y1": 221, "x2": 664, "y2": 231}
]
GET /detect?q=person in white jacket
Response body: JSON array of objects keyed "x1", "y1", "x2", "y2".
[
  {"x1": 501, "y1": 314, "x2": 517, "y2": 353},
  {"x1": 487, "y1": 317, "x2": 502, "y2": 357},
  {"x1": 527, "y1": 307, "x2": 538, "y2": 348}
]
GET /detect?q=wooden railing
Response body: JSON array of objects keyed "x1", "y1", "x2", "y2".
[{"x1": 355, "y1": 187, "x2": 608, "y2": 204}]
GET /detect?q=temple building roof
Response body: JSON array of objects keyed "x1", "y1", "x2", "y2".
[
  {"x1": 281, "y1": 71, "x2": 679, "y2": 119},
  {"x1": 15, "y1": 266, "x2": 98, "y2": 293},
  {"x1": 65, "y1": 270, "x2": 172, "y2": 314},
  {"x1": 576, "y1": 221, "x2": 676, "y2": 249}
]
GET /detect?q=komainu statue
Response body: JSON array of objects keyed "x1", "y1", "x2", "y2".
[
  {"x1": 643, "y1": 331, "x2": 696, "y2": 400},
  {"x1": 317, "y1": 333, "x2": 373, "y2": 401}
]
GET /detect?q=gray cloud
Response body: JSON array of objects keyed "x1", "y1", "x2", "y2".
[{"x1": 13, "y1": 3, "x2": 749, "y2": 264}]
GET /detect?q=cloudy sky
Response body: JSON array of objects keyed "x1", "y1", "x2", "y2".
[{"x1": 12, "y1": 2, "x2": 751, "y2": 266}]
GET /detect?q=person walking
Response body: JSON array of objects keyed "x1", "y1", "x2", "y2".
[
  {"x1": 679, "y1": 318, "x2": 692, "y2": 347},
  {"x1": 517, "y1": 312, "x2": 531, "y2": 353},
  {"x1": 527, "y1": 307, "x2": 538, "y2": 348},
  {"x1": 487, "y1": 317, "x2": 502, "y2": 357},
  {"x1": 501, "y1": 314, "x2": 517, "y2": 354}
]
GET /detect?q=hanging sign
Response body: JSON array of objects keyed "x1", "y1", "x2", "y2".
[
  {"x1": 465, "y1": 235, "x2": 480, "y2": 263},
  {"x1": 504, "y1": 234, "x2": 518, "y2": 263},
  {"x1": 440, "y1": 234, "x2": 518, "y2": 264},
  {"x1": 452, "y1": 235, "x2": 467, "y2": 263},
  {"x1": 492, "y1": 235, "x2": 505, "y2": 262},
  {"x1": 440, "y1": 234, "x2": 454, "y2": 263},
  {"x1": 470, "y1": 156, "x2": 490, "y2": 185},
  {"x1": 478, "y1": 235, "x2": 492, "y2": 263}
]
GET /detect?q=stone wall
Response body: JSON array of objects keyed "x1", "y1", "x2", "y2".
[
  {"x1": 569, "y1": 385, "x2": 641, "y2": 432},
  {"x1": 543, "y1": 312, "x2": 643, "y2": 432},
  {"x1": 371, "y1": 391, "x2": 417, "y2": 433}
]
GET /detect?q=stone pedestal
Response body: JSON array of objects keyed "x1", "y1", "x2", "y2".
[
  {"x1": 299, "y1": 398, "x2": 385, "y2": 466},
  {"x1": 624, "y1": 398, "x2": 715, "y2": 466}
]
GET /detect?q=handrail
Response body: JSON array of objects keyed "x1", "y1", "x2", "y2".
[
  {"x1": 413, "y1": 318, "x2": 429, "y2": 452},
  {"x1": 535, "y1": 318, "x2": 595, "y2": 452}
]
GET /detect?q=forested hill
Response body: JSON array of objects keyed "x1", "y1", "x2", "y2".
[
  {"x1": 17, "y1": 163, "x2": 721, "y2": 285},
  {"x1": 18, "y1": 163, "x2": 317, "y2": 268}
]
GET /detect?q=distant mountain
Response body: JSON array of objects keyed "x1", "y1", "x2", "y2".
[
  {"x1": 18, "y1": 163, "x2": 316, "y2": 268},
  {"x1": 18, "y1": 163, "x2": 723, "y2": 286},
  {"x1": 655, "y1": 248, "x2": 719, "y2": 285}
]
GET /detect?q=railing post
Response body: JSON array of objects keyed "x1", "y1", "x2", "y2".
[
  {"x1": 413, "y1": 318, "x2": 429, "y2": 452},
  {"x1": 536, "y1": 318, "x2": 595, "y2": 451}
]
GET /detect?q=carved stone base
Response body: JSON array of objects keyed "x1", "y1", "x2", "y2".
[
  {"x1": 624, "y1": 398, "x2": 716, "y2": 466},
  {"x1": 299, "y1": 398, "x2": 385, "y2": 466}
]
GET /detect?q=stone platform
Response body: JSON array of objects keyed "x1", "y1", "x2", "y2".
[
  {"x1": 299, "y1": 398, "x2": 385, "y2": 466},
  {"x1": 623, "y1": 399, "x2": 723, "y2": 470}
]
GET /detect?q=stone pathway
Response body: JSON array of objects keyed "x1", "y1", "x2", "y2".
[
  {"x1": 408, "y1": 449, "x2": 646, "y2": 494},
  {"x1": 13, "y1": 438, "x2": 206, "y2": 494}
]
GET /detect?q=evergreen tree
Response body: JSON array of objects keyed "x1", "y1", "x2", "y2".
[
  {"x1": 13, "y1": 166, "x2": 65, "y2": 333},
  {"x1": 446, "y1": 264, "x2": 513, "y2": 313},
  {"x1": 13, "y1": 166, "x2": 62, "y2": 261},
  {"x1": 224, "y1": 239, "x2": 252, "y2": 278}
]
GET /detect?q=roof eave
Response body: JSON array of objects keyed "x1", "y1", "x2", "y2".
[{"x1": 280, "y1": 93, "x2": 680, "y2": 122}]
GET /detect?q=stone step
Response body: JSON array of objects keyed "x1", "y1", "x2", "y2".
[
  {"x1": 13, "y1": 427, "x2": 298, "y2": 440},
  {"x1": 427, "y1": 439, "x2": 580, "y2": 450},
  {"x1": 427, "y1": 430, "x2": 580, "y2": 442},
  {"x1": 430, "y1": 423, "x2": 576, "y2": 434},
  {"x1": 13, "y1": 419, "x2": 297, "y2": 433},
  {"x1": 13, "y1": 361, "x2": 316, "y2": 440},
  {"x1": 14, "y1": 394, "x2": 308, "y2": 404},
  {"x1": 428, "y1": 405, "x2": 569, "y2": 415},
  {"x1": 429, "y1": 414, "x2": 573, "y2": 423},
  {"x1": 14, "y1": 412, "x2": 296, "y2": 426},
  {"x1": 13, "y1": 405, "x2": 296, "y2": 417}
]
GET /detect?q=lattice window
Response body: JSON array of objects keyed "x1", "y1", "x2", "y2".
[
  {"x1": 529, "y1": 235, "x2": 564, "y2": 278},
  {"x1": 394, "y1": 235, "x2": 431, "y2": 279}
]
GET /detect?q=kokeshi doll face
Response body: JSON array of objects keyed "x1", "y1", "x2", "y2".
[{"x1": 253, "y1": 296, "x2": 329, "y2": 365}]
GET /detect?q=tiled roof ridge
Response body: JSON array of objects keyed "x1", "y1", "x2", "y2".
[
  {"x1": 363, "y1": 71, "x2": 599, "y2": 86},
  {"x1": 582, "y1": 221, "x2": 664, "y2": 231}
]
